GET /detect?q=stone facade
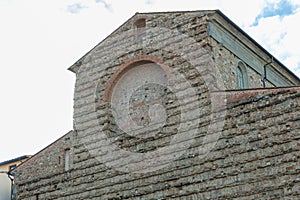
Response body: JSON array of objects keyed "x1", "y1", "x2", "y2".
[{"x1": 13, "y1": 10, "x2": 300, "y2": 199}]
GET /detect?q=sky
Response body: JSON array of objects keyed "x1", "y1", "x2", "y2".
[{"x1": 0, "y1": 0, "x2": 300, "y2": 162}]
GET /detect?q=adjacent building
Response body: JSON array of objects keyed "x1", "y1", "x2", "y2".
[{"x1": 0, "y1": 155, "x2": 31, "y2": 200}]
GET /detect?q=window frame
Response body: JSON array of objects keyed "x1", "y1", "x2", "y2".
[
  {"x1": 236, "y1": 61, "x2": 249, "y2": 89},
  {"x1": 64, "y1": 149, "x2": 71, "y2": 171}
]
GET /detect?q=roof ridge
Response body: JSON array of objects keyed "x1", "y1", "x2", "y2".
[{"x1": 136, "y1": 9, "x2": 217, "y2": 15}]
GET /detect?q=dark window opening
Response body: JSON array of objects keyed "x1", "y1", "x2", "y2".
[
  {"x1": 9, "y1": 164, "x2": 17, "y2": 171},
  {"x1": 134, "y1": 18, "x2": 146, "y2": 40},
  {"x1": 134, "y1": 18, "x2": 146, "y2": 28}
]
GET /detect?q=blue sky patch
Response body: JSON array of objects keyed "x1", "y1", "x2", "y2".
[
  {"x1": 146, "y1": 0, "x2": 155, "y2": 5},
  {"x1": 67, "y1": 3, "x2": 86, "y2": 14},
  {"x1": 253, "y1": 0, "x2": 298, "y2": 26},
  {"x1": 96, "y1": 0, "x2": 112, "y2": 11}
]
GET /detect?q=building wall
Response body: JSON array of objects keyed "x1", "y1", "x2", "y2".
[
  {"x1": 0, "y1": 156, "x2": 30, "y2": 200},
  {"x1": 69, "y1": 11, "x2": 300, "y2": 88},
  {"x1": 14, "y1": 131, "x2": 74, "y2": 199},
  {"x1": 207, "y1": 13, "x2": 300, "y2": 88},
  {"x1": 0, "y1": 174, "x2": 11, "y2": 200},
  {"x1": 14, "y1": 87, "x2": 300, "y2": 199},
  {"x1": 14, "y1": 11, "x2": 300, "y2": 199},
  {"x1": 209, "y1": 37, "x2": 275, "y2": 89},
  {"x1": 0, "y1": 158, "x2": 30, "y2": 172}
]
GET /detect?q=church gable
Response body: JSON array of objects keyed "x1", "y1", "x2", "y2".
[
  {"x1": 69, "y1": 10, "x2": 300, "y2": 89},
  {"x1": 68, "y1": 10, "x2": 215, "y2": 74},
  {"x1": 13, "y1": 10, "x2": 300, "y2": 199}
]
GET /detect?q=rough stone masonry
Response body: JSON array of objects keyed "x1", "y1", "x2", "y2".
[{"x1": 13, "y1": 10, "x2": 300, "y2": 199}]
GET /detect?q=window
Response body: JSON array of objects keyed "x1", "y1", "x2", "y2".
[
  {"x1": 134, "y1": 18, "x2": 146, "y2": 40},
  {"x1": 65, "y1": 149, "x2": 70, "y2": 171},
  {"x1": 134, "y1": 18, "x2": 146, "y2": 29},
  {"x1": 236, "y1": 61, "x2": 249, "y2": 89},
  {"x1": 237, "y1": 66, "x2": 244, "y2": 89}
]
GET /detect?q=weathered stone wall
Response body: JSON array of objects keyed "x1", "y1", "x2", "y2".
[
  {"x1": 14, "y1": 87, "x2": 300, "y2": 199},
  {"x1": 13, "y1": 11, "x2": 300, "y2": 200},
  {"x1": 14, "y1": 131, "x2": 74, "y2": 199},
  {"x1": 209, "y1": 38, "x2": 275, "y2": 89}
]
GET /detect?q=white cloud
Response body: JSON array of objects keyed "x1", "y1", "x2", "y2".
[
  {"x1": 246, "y1": 2, "x2": 300, "y2": 77},
  {"x1": 253, "y1": 0, "x2": 299, "y2": 26}
]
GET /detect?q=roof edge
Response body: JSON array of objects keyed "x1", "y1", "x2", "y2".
[
  {"x1": 12, "y1": 130, "x2": 74, "y2": 172},
  {"x1": 68, "y1": 12, "x2": 142, "y2": 73},
  {"x1": 68, "y1": 10, "x2": 217, "y2": 74},
  {"x1": 214, "y1": 10, "x2": 300, "y2": 83},
  {"x1": 0, "y1": 155, "x2": 31, "y2": 167},
  {"x1": 68, "y1": 9, "x2": 299, "y2": 82}
]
